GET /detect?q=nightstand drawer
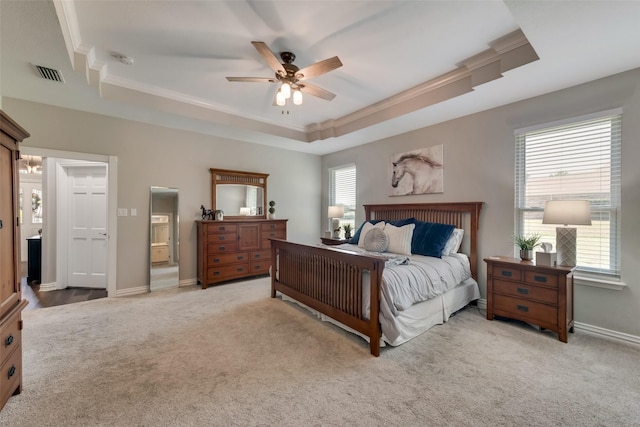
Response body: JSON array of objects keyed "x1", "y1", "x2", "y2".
[
  {"x1": 525, "y1": 271, "x2": 558, "y2": 288},
  {"x1": 493, "y1": 279, "x2": 557, "y2": 305},
  {"x1": 491, "y1": 265, "x2": 523, "y2": 281},
  {"x1": 493, "y1": 294, "x2": 558, "y2": 327}
]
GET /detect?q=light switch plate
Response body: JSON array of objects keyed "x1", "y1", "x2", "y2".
[
  {"x1": 117, "y1": 208, "x2": 128, "y2": 217},
  {"x1": 131, "y1": 208, "x2": 137, "y2": 216}
]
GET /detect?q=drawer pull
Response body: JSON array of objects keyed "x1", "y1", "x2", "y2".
[
  {"x1": 5, "y1": 334, "x2": 14, "y2": 347},
  {"x1": 534, "y1": 275, "x2": 547, "y2": 283},
  {"x1": 218, "y1": 226, "x2": 226, "y2": 231},
  {"x1": 501, "y1": 270, "x2": 512, "y2": 277},
  {"x1": 213, "y1": 258, "x2": 220, "y2": 263},
  {"x1": 517, "y1": 305, "x2": 529, "y2": 312},
  {"x1": 237, "y1": 256, "x2": 244, "y2": 260},
  {"x1": 270, "y1": 232, "x2": 276, "y2": 237},
  {"x1": 7, "y1": 365, "x2": 16, "y2": 379},
  {"x1": 254, "y1": 265, "x2": 262, "y2": 270},
  {"x1": 219, "y1": 236, "x2": 226, "y2": 240},
  {"x1": 218, "y1": 246, "x2": 226, "y2": 251},
  {"x1": 255, "y1": 254, "x2": 261, "y2": 258},
  {"x1": 237, "y1": 267, "x2": 244, "y2": 272},
  {"x1": 270, "y1": 224, "x2": 276, "y2": 229},
  {"x1": 213, "y1": 271, "x2": 220, "y2": 276},
  {"x1": 517, "y1": 287, "x2": 529, "y2": 295}
]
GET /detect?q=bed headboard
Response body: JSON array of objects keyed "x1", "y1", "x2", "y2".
[{"x1": 363, "y1": 202, "x2": 483, "y2": 280}]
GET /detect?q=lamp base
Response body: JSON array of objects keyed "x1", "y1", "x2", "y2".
[
  {"x1": 556, "y1": 227, "x2": 577, "y2": 267},
  {"x1": 332, "y1": 218, "x2": 341, "y2": 239}
]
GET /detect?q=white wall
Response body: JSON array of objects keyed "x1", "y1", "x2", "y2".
[
  {"x1": 4, "y1": 99, "x2": 321, "y2": 293},
  {"x1": 322, "y1": 68, "x2": 640, "y2": 338}
]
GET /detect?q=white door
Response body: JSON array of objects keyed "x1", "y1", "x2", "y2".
[{"x1": 67, "y1": 165, "x2": 107, "y2": 288}]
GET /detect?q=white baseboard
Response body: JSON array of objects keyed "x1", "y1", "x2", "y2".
[
  {"x1": 114, "y1": 286, "x2": 148, "y2": 297},
  {"x1": 477, "y1": 298, "x2": 640, "y2": 347},
  {"x1": 574, "y1": 322, "x2": 640, "y2": 347},
  {"x1": 179, "y1": 278, "x2": 198, "y2": 287}
]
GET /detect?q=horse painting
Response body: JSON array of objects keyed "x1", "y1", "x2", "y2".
[{"x1": 390, "y1": 149, "x2": 443, "y2": 195}]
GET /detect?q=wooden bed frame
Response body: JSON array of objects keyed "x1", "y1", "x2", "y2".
[{"x1": 270, "y1": 202, "x2": 483, "y2": 356}]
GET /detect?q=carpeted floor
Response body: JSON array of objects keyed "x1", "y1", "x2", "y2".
[{"x1": 1, "y1": 277, "x2": 639, "y2": 426}]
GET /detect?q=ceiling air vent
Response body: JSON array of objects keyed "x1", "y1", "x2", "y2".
[{"x1": 32, "y1": 64, "x2": 66, "y2": 83}]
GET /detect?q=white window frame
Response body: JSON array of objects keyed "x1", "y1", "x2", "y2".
[
  {"x1": 515, "y1": 109, "x2": 621, "y2": 279},
  {"x1": 329, "y1": 164, "x2": 356, "y2": 239}
]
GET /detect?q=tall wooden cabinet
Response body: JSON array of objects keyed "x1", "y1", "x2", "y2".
[
  {"x1": 196, "y1": 219, "x2": 287, "y2": 289},
  {"x1": 0, "y1": 110, "x2": 30, "y2": 410}
]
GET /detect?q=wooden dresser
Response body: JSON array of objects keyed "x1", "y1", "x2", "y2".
[
  {"x1": 0, "y1": 110, "x2": 30, "y2": 411},
  {"x1": 485, "y1": 256, "x2": 574, "y2": 342},
  {"x1": 196, "y1": 219, "x2": 287, "y2": 289}
]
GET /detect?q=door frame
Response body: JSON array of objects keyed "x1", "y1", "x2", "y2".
[{"x1": 20, "y1": 147, "x2": 118, "y2": 297}]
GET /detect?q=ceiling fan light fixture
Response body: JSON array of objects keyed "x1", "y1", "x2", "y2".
[
  {"x1": 276, "y1": 89, "x2": 286, "y2": 107},
  {"x1": 293, "y1": 89, "x2": 303, "y2": 105},
  {"x1": 281, "y1": 82, "x2": 291, "y2": 99}
]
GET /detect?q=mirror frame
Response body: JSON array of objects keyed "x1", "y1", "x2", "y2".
[{"x1": 210, "y1": 168, "x2": 268, "y2": 219}]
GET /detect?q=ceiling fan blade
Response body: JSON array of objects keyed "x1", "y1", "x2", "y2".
[
  {"x1": 295, "y1": 56, "x2": 343, "y2": 80},
  {"x1": 251, "y1": 41, "x2": 286, "y2": 75},
  {"x1": 226, "y1": 77, "x2": 276, "y2": 83},
  {"x1": 299, "y1": 82, "x2": 336, "y2": 101}
]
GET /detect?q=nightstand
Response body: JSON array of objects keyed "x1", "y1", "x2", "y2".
[
  {"x1": 484, "y1": 256, "x2": 575, "y2": 342},
  {"x1": 321, "y1": 237, "x2": 349, "y2": 246}
]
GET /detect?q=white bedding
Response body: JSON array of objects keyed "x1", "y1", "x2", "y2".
[{"x1": 280, "y1": 243, "x2": 479, "y2": 347}]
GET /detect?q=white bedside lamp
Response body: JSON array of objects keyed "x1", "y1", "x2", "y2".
[
  {"x1": 542, "y1": 200, "x2": 591, "y2": 267},
  {"x1": 328, "y1": 205, "x2": 344, "y2": 239}
]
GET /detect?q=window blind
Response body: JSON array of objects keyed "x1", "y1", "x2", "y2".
[
  {"x1": 515, "y1": 112, "x2": 621, "y2": 276},
  {"x1": 329, "y1": 164, "x2": 356, "y2": 234}
]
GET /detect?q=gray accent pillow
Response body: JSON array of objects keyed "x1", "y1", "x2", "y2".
[{"x1": 363, "y1": 227, "x2": 389, "y2": 253}]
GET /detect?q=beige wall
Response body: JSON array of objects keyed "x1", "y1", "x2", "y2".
[
  {"x1": 4, "y1": 99, "x2": 321, "y2": 292},
  {"x1": 322, "y1": 68, "x2": 640, "y2": 338}
]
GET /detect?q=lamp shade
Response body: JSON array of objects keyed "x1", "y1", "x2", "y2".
[
  {"x1": 542, "y1": 200, "x2": 592, "y2": 226},
  {"x1": 239, "y1": 207, "x2": 251, "y2": 216},
  {"x1": 328, "y1": 205, "x2": 344, "y2": 219}
]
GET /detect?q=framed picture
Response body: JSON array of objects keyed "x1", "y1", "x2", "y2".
[{"x1": 389, "y1": 144, "x2": 443, "y2": 196}]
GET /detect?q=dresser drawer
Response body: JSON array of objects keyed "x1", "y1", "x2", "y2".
[
  {"x1": 207, "y1": 252, "x2": 249, "y2": 266},
  {"x1": 262, "y1": 229, "x2": 285, "y2": 240},
  {"x1": 206, "y1": 232, "x2": 237, "y2": 243},
  {"x1": 250, "y1": 261, "x2": 270, "y2": 275},
  {"x1": 493, "y1": 279, "x2": 557, "y2": 305},
  {"x1": 206, "y1": 224, "x2": 237, "y2": 234},
  {"x1": 207, "y1": 263, "x2": 250, "y2": 282},
  {"x1": 525, "y1": 271, "x2": 558, "y2": 288},
  {"x1": 0, "y1": 344, "x2": 22, "y2": 406},
  {"x1": 491, "y1": 265, "x2": 523, "y2": 281},
  {"x1": 493, "y1": 294, "x2": 558, "y2": 327},
  {"x1": 207, "y1": 242, "x2": 238, "y2": 254},
  {"x1": 263, "y1": 222, "x2": 286, "y2": 231},
  {"x1": 0, "y1": 314, "x2": 22, "y2": 366},
  {"x1": 251, "y1": 250, "x2": 270, "y2": 262}
]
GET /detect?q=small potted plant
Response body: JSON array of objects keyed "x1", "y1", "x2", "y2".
[
  {"x1": 268, "y1": 200, "x2": 276, "y2": 219},
  {"x1": 515, "y1": 233, "x2": 542, "y2": 260},
  {"x1": 343, "y1": 224, "x2": 353, "y2": 240}
]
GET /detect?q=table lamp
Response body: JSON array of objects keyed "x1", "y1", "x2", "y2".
[
  {"x1": 328, "y1": 205, "x2": 344, "y2": 239},
  {"x1": 542, "y1": 200, "x2": 591, "y2": 267}
]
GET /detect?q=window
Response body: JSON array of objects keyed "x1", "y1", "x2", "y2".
[
  {"x1": 329, "y1": 164, "x2": 356, "y2": 238},
  {"x1": 515, "y1": 110, "x2": 621, "y2": 276}
]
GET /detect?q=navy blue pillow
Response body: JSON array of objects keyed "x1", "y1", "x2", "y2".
[
  {"x1": 410, "y1": 220, "x2": 455, "y2": 257},
  {"x1": 348, "y1": 220, "x2": 384, "y2": 244}
]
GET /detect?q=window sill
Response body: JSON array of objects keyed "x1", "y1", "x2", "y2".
[{"x1": 575, "y1": 274, "x2": 626, "y2": 291}]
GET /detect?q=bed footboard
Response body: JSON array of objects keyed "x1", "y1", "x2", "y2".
[{"x1": 270, "y1": 239, "x2": 385, "y2": 356}]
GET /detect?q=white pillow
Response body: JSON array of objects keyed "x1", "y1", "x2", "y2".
[
  {"x1": 357, "y1": 221, "x2": 385, "y2": 248},
  {"x1": 441, "y1": 228, "x2": 464, "y2": 256},
  {"x1": 362, "y1": 228, "x2": 389, "y2": 252},
  {"x1": 384, "y1": 223, "x2": 415, "y2": 256}
]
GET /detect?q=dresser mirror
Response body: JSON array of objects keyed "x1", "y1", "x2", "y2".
[
  {"x1": 149, "y1": 186, "x2": 179, "y2": 291},
  {"x1": 211, "y1": 168, "x2": 268, "y2": 219}
]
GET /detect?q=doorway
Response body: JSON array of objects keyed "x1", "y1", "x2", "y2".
[{"x1": 19, "y1": 147, "x2": 118, "y2": 308}]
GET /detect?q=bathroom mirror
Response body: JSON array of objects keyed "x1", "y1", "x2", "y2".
[
  {"x1": 211, "y1": 168, "x2": 268, "y2": 219},
  {"x1": 150, "y1": 186, "x2": 179, "y2": 291}
]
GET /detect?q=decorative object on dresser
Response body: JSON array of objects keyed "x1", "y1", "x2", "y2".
[
  {"x1": 197, "y1": 218, "x2": 287, "y2": 288},
  {"x1": 485, "y1": 256, "x2": 574, "y2": 342},
  {"x1": 0, "y1": 110, "x2": 31, "y2": 411},
  {"x1": 271, "y1": 202, "x2": 483, "y2": 356},
  {"x1": 542, "y1": 200, "x2": 592, "y2": 267},
  {"x1": 328, "y1": 205, "x2": 344, "y2": 238},
  {"x1": 342, "y1": 223, "x2": 353, "y2": 240},
  {"x1": 514, "y1": 233, "x2": 541, "y2": 261},
  {"x1": 268, "y1": 200, "x2": 275, "y2": 219},
  {"x1": 200, "y1": 205, "x2": 214, "y2": 220}
]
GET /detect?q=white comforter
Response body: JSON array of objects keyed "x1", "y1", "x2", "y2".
[{"x1": 334, "y1": 243, "x2": 472, "y2": 316}]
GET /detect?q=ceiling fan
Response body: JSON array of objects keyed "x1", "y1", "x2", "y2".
[{"x1": 226, "y1": 41, "x2": 343, "y2": 106}]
